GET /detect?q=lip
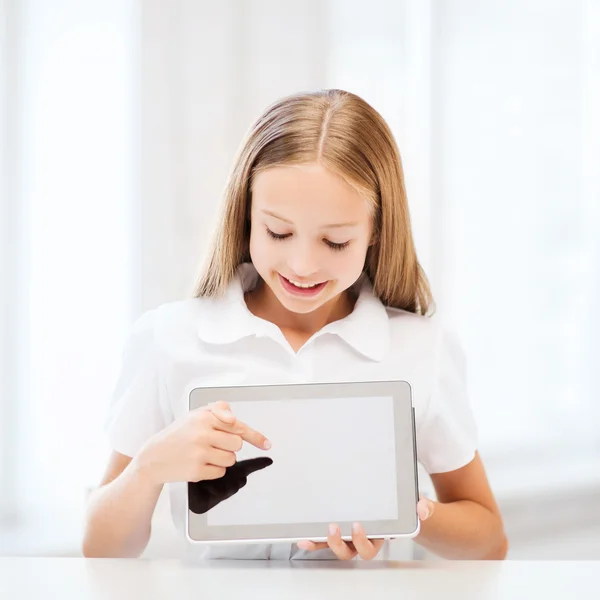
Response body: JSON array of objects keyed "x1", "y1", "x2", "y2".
[{"x1": 278, "y1": 273, "x2": 328, "y2": 297}]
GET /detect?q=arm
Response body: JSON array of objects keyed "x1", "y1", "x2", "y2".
[
  {"x1": 415, "y1": 451, "x2": 508, "y2": 559},
  {"x1": 82, "y1": 451, "x2": 163, "y2": 558},
  {"x1": 82, "y1": 402, "x2": 270, "y2": 558}
]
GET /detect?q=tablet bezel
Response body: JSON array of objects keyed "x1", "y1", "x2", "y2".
[{"x1": 186, "y1": 380, "x2": 420, "y2": 544}]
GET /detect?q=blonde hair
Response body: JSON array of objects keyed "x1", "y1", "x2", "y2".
[{"x1": 194, "y1": 89, "x2": 434, "y2": 316}]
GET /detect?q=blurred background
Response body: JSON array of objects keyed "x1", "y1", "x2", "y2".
[{"x1": 1, "y1": 0, "x2": 599, "y2": 559}]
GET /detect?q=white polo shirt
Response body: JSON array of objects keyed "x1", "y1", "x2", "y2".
[{"x1": 105, "y1": 263, "x2": 477, "y2": 560}]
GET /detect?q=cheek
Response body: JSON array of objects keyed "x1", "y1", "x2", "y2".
[
  {"x1": 249, "y1": 230, "x2": 278, "y2": 266},
  {"x1": 328, "y1": 243, "x2": 369, "y2": 280}
]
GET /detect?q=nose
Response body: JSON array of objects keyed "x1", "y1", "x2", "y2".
[{"x1": 286, "y1": 240, "x2": 320, "y2": 278}]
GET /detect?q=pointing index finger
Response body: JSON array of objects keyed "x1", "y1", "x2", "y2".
[
  {"x1": 233, "y1": 419, "x2": 272, "y2": 451},
  {"x1": 206, "y1": 403, "x2": 270, "y2": 450}
]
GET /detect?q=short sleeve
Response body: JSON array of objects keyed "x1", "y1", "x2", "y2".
[
  {"x1": 417, "y1": 327, "x2": 478, "y2": 474},
  {"x1": 104, "y1": 309, "x2": 169, "y2": 458}
]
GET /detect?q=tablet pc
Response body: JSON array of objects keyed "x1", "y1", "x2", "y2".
[{"x1": 186, "y1": 380, "x2": 419, "y2": 544}]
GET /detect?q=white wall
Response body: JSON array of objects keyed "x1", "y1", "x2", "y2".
[
  {"x1": 1, "y1": 0, "x2": 137, "y2": 550},
  {"x1": 435, "y1": 0, "x2": 600, "y2": 458}
]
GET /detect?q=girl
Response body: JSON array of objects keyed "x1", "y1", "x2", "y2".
[{"x1": 83, "y1": 89, "x2": 507, "y2": 561}]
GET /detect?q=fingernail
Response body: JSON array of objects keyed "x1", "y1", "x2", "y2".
[
  {"x1": 352, "y1": 522, "x2": 361, "y2": 534},
  {"x1": 297, "y1": 541, "x2": 309, "y2": 550},
  {"x1": 329, "y1": 524, "x2": 338, "y2": 536},
  {"x1": 263, "y1": 439, "x2": 271, "y2": 450}
]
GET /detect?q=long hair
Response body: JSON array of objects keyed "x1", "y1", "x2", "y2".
[{"x1": 193, "y1": 89, "x2": 434, "y2": 315}]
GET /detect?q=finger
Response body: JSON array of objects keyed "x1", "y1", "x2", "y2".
[
  {"x1": 296, "y1": 540, "x2": 356, "y2": 552},
  {"x1": 417, "y1": 496, "x2": 435, "y2": 521},
  {"x1": 206, "y1": 429, "x2": 243, "y2": 452},
  {"x1": 296, "y1": 540, "x2": 329, "y2": 551},
  {"x1": 233, "y1": 457, "x2": 273, "y2": 477},
  {"x1": 351, "y1": 523, "x2": 383, "y2": 560},
  {"x1": 234, "y1": 420, "x2": 272, "y2": 451},
  {"x1": 204, "y1": 447, "x2": 236, "y2": 468},
  {"x1": 214, "y1": 416, "x2": 271, "y2": 451},
  {"x1": 327, "y1": 524, "x2": 357, "y2": 560},
  {"x1": 206, "y1": 401, "x2": 235, "y2": 424}
]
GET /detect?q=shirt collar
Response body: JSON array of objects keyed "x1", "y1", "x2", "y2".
[{"x1": 196, "y1": 263, "x2": 391, "y2": 361}]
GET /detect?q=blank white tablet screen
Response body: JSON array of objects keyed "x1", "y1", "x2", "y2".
[{"x1": 206, "y1": 395, "x2": 398, "y2": 526}]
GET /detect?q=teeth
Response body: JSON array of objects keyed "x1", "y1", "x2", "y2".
[{"x1": 288, "y1": 279, "x2": 321, "y2": 289}]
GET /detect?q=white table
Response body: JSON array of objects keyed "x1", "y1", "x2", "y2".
[{"x1": 0, "y1": 558, "x2": 597, "y2": 599}]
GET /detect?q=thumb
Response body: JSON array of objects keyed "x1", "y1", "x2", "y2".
[{"x1": 417, "y1": 495, "x2": 436, "y2": 521}]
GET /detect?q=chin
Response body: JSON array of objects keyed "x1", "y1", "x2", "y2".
[{"x1": 280, "y1": 297, "x2": 328, "y2": 314}]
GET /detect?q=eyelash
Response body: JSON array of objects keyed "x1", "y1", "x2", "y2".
[{"x1": 266, "y1": 227, "x2": 350, "y2": 251}]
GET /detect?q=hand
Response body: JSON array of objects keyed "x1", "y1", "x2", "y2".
[
  {"x1": 135, "y1": 400, "x2": 271, "y2": 486},
  {"x1": 416, "y1": 494, "x2": 436, "y2": 522},
  {"x1": 297, "y1": 522, "x2": 384, "y2": 560},
  {"x1": 296, "y1": 495, "x2": 436, "y2": 560},
  {"x1": 188, "y1": 456, "x2": 273, "y2": 514}
]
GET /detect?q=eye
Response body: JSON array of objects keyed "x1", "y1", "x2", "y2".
[
  {"x1": 324, "y1": 239, "x2": 350, "y2": 251},
  {"x1": 266, "y1": 227, "x2": 291, "y2": 241}
]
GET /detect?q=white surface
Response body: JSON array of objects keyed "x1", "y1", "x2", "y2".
[
  {"x1": 1, "y1": 558, "x2": 599, "y2": 599},
  {"x1": 207, "y1": 396, "x2": 398, "y2": 526}
]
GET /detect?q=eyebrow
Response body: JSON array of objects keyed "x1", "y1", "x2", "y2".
[{"x1": 261, "y1": 209, "x2": 359, "y2": 229}]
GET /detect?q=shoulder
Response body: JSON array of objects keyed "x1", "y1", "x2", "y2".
[
  {"x1": 385, "y1": 307, "x2": 465, "y2": 365},
  {"x1": 133, "y1": 296, "x2": 220, "y2": 346},
  {"x1": 385, "y1": 306, "x2": 441, "y2": 348}
]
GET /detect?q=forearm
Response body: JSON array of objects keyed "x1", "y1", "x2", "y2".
[
  {"x1": 415, "y1": 500, "x2": 507, "y2": 560},
  {"x1": 82, "y1": 458, "x2": 163, "y2": 558}
]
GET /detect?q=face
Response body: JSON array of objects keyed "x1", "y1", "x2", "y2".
[{"x1": 249, "y1": 163, "x2": 374, "y2": 315}]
